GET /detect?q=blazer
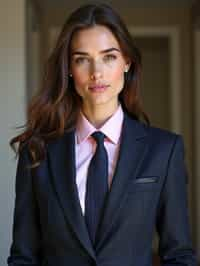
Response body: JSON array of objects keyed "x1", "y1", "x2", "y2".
[{"x1": 7, "y1": 112, "x2": 197, "y2": 266}]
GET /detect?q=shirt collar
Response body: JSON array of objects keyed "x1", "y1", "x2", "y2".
[{"x1": 76, "y1": 104, "x2": 124, "y2": 145}]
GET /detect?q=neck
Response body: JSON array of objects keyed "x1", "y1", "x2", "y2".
[{"x1": 82, "y1": 103, "x2": 119, "y2": 128}]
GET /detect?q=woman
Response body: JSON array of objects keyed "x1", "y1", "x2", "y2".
[{"x1": 8, "y1": 3, "x2": 197, "y2": 266}]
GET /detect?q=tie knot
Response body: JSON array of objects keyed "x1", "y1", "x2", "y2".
[{"x1": 92, "y1": 131, "x2": 105, "y2": 144}]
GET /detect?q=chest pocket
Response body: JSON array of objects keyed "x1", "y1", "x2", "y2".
[{"x1": 128, "y1": 176, "x2": 160, "y2": 192}]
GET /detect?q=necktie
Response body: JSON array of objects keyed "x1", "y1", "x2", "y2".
[{"x1": 85, "y1": 131, "x2": 109, "y2": 246}]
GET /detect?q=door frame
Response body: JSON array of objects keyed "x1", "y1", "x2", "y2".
[
  {"x1": 194, "y1": 29, "x2": 200, "y2": 258},
  {"x1": 129, "y1": 26, "x2": 181, "y2": 133}
]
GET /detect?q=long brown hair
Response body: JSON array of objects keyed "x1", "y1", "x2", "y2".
[{"x1": 10, "y1": 3, "x2": 149, "y2": 168}]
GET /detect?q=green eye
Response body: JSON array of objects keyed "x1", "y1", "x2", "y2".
[
  {"x1": 104, "y1": 54, "x2": 117, "y2": 62},
  {"x1": 75, "y1": 57, "x2": 89, "y2": 64}
]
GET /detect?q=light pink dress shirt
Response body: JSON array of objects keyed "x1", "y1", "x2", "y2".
[{"x1": 75, "y1": 104, "x2": 124, "y2": 215}]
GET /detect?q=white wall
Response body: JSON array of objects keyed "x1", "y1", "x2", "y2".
[{"x1": 0, "y1": 0, "x2": 26, "y2": 265}]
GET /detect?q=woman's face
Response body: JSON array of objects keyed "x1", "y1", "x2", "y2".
[{"x1": 70, "y1": 25, "x2": 130, "y2": 113}]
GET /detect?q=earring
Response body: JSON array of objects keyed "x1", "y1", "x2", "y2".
[
  {"x1": 69, "y1": 73, "x2": 72, "y2": 77},
  {"x1": 124, "y1": 67, "x2": 129, "y2": 73}
]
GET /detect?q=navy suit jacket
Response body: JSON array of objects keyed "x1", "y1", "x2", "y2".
[{"x1": 8, "y1": 113, "x2": 197, "y2": 266}]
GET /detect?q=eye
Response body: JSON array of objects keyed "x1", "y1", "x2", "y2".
[
  {"x1": 104, "y1": 54, "x2": 117, "y2": 62},
  {"x1": 74, "y1": 57, "x2": 90, "y2": 64}
]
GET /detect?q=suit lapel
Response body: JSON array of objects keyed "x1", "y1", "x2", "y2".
[
  {"x1": 95, "y1": 113, "x2": 148, "y2": 251},
  {"x1": 47, "y1": 130, "x2": 96, "y2": 260}
]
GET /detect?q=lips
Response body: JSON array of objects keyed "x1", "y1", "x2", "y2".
[{"x1": 89, "y1": 84, "x2": 109, "y2": 92}]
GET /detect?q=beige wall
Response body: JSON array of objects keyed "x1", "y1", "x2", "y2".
[
  {"x1": 194, "y1": 28, "x2": 200, "y2": 259},
  {"x1": 0, "y1": 0, "x2": 26, "y2": 265}
]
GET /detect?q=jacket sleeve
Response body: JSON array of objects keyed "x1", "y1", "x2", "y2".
[
  {"x1": 156, "y1": 135, "x2": 198, "y2": 265},
  {"x1": 7, "y1": 146, "x2": 42, "y2": 266}
]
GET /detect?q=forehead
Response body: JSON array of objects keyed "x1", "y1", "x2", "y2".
[{"x1": 70, "y1": 25, "x2": 121, "y2": 52}]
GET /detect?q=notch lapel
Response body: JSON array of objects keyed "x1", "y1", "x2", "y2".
[
  {"x1": 95, "y1": 113, "x2": 148, "y2": 251},
  {"x1": 47, "y1": 130, "x2": 96, "y2": 260}
]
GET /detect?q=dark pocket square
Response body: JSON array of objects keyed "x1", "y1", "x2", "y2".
[{"x1": 134, "y1": 176, "x2": 159, "y2": 184}]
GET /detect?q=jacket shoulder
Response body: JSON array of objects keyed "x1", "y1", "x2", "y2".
[
  {"x1": 147, "y1": 124, "x2": 179, "y2": 139},
  {"x1": 144, "y1": 123, "x2": 184, "y2": 151}
]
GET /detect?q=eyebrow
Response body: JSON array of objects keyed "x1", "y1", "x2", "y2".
[{"x1": 71, "y1": 47, "x2": 121, "y2": 56}]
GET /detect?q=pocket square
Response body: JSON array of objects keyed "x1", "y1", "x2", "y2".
[{"x1": 134, "y1": 176, "x2": 159, "y2": 183}]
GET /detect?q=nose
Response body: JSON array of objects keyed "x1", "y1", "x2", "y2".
[{"x1": 90, "y1": 61, "x2": 103, "y2": 80}]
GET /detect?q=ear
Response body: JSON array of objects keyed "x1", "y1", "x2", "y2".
[{"x1": 125, "y1": 59, "x2": 131, "y2": 72}]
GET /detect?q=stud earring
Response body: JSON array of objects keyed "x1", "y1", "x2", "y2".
[
  {"x1": 124, "y1": 67, "x2": 129, "y2": 73},
  {"x1": 69, "y1": 73, "x2": 72, "y2": 77}
]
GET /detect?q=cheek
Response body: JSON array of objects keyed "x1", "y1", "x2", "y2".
[
  {"x1": 72, "y1": 68, "x2": 87, "y2": 85},
  {"x1": 108, "y1": 67, "x2": 125, "y2": 87},
  {"x1": 106, "y1": 61, "x2": 124, "y2": 79},
  {"x1": 72, "y1": 71, "x2": 88, "y2": 96}
]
